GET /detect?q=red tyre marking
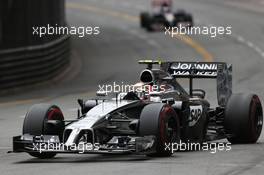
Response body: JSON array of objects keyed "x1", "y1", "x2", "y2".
[
  {"x1": 47, "y1": 108, "x2": 64, "y2": 120},
  {"x1": 159, "y1": 106, "x2": 176, "y2": 144},
  {"x1": 250, "y1": 96, "x2": 261, "y2": 139}
]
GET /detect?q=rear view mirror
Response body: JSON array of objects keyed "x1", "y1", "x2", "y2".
[{"x1": 96, "y1": 91, "x2": 107, "y2": 96}]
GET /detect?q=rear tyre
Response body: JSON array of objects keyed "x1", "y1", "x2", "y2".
[
  {"x1": 141, "y1": 13, "x2": 154, "y2": 32},
  {"x1": 146, "y1": 23, "x2": 154, "y2": 32},
  {"x1": 140, "y1": 12, "x2": 149, "y2": 28},
  {"x1": 186, "y1": 14, "x2": 193, "y2": 27},
  {"x1": 23, "y1": 104, "x2": 65, "y2": 159},
  {"x1": 224, "y1": 94, "x2": 263, "y2": 144},
  {"x1": 139, "y1": 103, "x2": 180, "y2": 157}
]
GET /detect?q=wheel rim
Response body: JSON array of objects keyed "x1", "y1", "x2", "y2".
[
  {"x1": 45, "y1": 107, "x2": 64, "y2": 140},
  {"x1": 47, "y1": 107, "x2": 64, "y2": 120},
  {"x1": 167, "y1": 117, "x2": 177, "y2": 141},
  {"x1": 159, "y1": 106, "x2": 178, "y2": 144}
]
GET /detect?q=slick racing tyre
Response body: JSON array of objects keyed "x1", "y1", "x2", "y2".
[
  {"x1": 141, "y1": 13, "x2": 154, "y2": 32},
  {"x1": 224, "y1": 94, "x2": 263, "y2": 144},
  {"x1": 185, "y1": 14, "x2": 193, "y2": 27},
  {"x1": 140, "y1": 12, "x2": 149, "y2": 28},
  {"x1": 174, "y1": 12, "x2": 193, "y2": 28},
  {"x1": 23, "y1": 104, "x2": 65, "y2": 159},
  {"x1": 139, "y1": 103, "x2": 180, "y2": 157}
]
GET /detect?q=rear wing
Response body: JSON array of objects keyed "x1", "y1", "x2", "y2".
[
  {"x1": 160, "y1": 62, "x2": 231, "y2": 78},
  {"x1": 138, "y1": 60, "x2": 232, "y2": 106},
  {"x1": 164, "y1": 62, "x2": 219, "y2": 78}
]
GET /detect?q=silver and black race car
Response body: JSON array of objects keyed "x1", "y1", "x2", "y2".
[
  {"x1": 12, "y1": 60, "x2": 263, "y2": 159},
  {"x1": 140, "y1": 5, "x2": 193, "y2": 32}
]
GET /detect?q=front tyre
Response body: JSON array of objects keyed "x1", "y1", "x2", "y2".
[
  {"x1": 23, "y1": 104, "x2": 65, "y2": 159},
  {"x1": 139, "y1": 103, "x2": 180, "y2": 157},
  {"x1": 224, "y1": 94, "x2": 263, "y2": 144}
]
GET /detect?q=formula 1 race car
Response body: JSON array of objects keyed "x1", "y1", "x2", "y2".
[
  {"x1": 140, "y1": 6, "x2": 193, "y2": 31},
  {"x1": 12, "y1": 60, "x2": 263, "y2": 159}
]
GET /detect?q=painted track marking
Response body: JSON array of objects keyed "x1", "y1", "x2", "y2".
[
  {"x1": 67, "y1": 2, "x2": 214, "y2": 62},
  {"x1": 0, "y1": 2, "x2": 214, "y2": 107}
]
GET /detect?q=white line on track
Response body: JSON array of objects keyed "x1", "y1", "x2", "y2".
[
  {"x1": 129, "y1": 29, "x2": 148, "y2": 40},
  {"x1": 255, "y1": 47, "x2": 262, "y2": 53},
  {"x1": 198, "y1": 20, "x2": 264, "y2": 59},
  {"x1": 236, "y1": 35, "x2": 245, "y2": 43},
  {"x1": 246, "y1": 41, "x2": 254, "y2": 48},
  {"x1": 128, "y1": 29, "x2": 161, "y2": 48},
  {"x1": 146, "y1": 39, "x2": 160, "y2": 48},
  {"x1": 233, "y1": 34, "x2": 264, "y2": 59}
]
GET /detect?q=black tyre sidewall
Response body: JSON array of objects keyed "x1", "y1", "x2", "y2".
[
  {"x1": 156, "y1": 105, "x2": 180, "y2": 156},
  {"x1": 23, "y1": 104, "x2": 64, "y2": 158},
  {"x1": 140, "y1": 12, "x2": 149, "y2": 28},
  {"x1": 224, "y1": 94, "x2": 263, "y2": 143},
  {"x1": 139, "y1": 103, "x2": 180, "y2": 156}
]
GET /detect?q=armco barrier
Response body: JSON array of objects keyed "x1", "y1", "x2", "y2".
[{"x1": 0, "y1": 35, "x2": 70, "y2": 91}]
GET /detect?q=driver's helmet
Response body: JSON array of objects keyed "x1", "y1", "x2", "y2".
[
  {"x1": 131, "y1": 82, "x2": 156, "y2": 100},
  {"x1": 151, "y1": 0, "x2": 172, "y2": 7},
  {"x1": 161, "y1": 4, "x2": 171, "y2": 13}
]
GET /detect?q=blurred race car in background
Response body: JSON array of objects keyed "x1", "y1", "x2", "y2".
[
  {"x1": 12, "y1": 60, "x2": 263, "y2": 159},
  {"x1": 140, "y1": 0, "x2": 193, "y2": 31}
]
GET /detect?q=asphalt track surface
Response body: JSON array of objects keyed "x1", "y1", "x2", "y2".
[{"x1": 1, "y1": 0, "x2": 264, "y2": 174}]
